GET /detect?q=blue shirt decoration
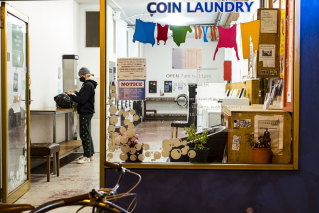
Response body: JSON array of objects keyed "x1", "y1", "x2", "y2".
[{"x1": 133, "y1": 19, "x2": 156, "y2": 46}]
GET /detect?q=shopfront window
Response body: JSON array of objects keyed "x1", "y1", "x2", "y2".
[{"x1": 102, "y1": 0, "x2": 298, "y2": 169}]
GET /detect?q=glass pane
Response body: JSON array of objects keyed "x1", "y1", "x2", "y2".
[
  {"x1": 104, "y1": 1, "x2": 295, "y2": 167},
  {"x1": 6, "y1": 13, "x2": 28, "y2": 193}
]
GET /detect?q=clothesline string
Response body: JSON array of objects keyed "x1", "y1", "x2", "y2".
[{"x1": 128, "y1": 24, "x2": 225, "y2": 28}]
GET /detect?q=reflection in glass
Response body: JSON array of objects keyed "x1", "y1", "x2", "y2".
[{"x1": 7, "y1": 13, "x2": 28, "y2": 193}]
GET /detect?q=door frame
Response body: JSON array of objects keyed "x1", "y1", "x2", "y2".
[{"x1": 1, "y1": 2, "x2": 30, "y2": 203}]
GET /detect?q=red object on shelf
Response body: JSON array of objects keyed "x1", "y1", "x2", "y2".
[{"x1": 224, "y1": 61, "x2": 232, "y2": 81}]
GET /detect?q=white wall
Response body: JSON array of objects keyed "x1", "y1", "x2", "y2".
[
  {"x1": 9, "y1": 0, "x2": 77, "y2": 143},
  {"x1": 10, "y1": 0, "x2": 75, "y2": 109},
  {"x1": 77, "y1": 3, "x2": 100, "y2": 77},
  {"x1": 127, "y1": 28, "x2": 139, "y2": 57},
  {"x1": 116, "y1": 19, "x2": 128, "y2": 58},
  {"x1": 142, "y1": 37, "x2": 225, "y2": 98},
  {"x1": 76, "y1": 3, "x2": 101, "y2": 151},
  {"x1": 9, "y1": 1, "x2": 102, "y2": 152},
  {"x1": 138, "y1": 36, "x2": 226, "y2": 114}
]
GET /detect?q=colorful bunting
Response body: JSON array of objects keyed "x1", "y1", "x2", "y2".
[
  {"x1": 210, "y1": 26, "x2": 217, "y2": 41},
  {"x1": 170, "y1": 25, "x2": 193, "y2": 47},
  {"x1": 195, "y1": 26, "x2": 202, "y2": 39},
  {"x1": 240, "y1": 20, "x2": 261, "y2": 59},
  {"x1": 202, "y1": 26, "x2": 209, "y2": 42},
  {"x1": 213, "y1": 25, "x2": 240, "y2": 60},
  {"x1": 133, "y1": 19, "x2": 156, "y2": 46},
  {"x1": 131, "y1": 19, "x2": 261, "y2": 63},
  {"x1": 157, "y1": 23, "x2": 169, "y2": 45}
]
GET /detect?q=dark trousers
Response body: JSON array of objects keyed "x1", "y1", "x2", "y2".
[{"x1": 79, "y1": 113, "x2": 94, "y2": 157}]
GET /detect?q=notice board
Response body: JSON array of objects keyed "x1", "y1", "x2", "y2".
[
  {"x1": 117, "y1": 58, "x2": 147, "y2": 79},
  {"x1": 257, "y1": 9, "x2": 280, "y2": 78}
]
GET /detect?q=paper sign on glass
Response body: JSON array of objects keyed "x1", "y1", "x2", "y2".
[
  {"x1": 254, "y1": 115, "x2": 284, "y2": 155},
  {"x1": 260, "y1": 10, "x2": 278, "y2": 33},
  {"x1": 259, "y1": 44, "x2": 276, "y2": 68},
  {"x1": 172, "y1": 48, "x2": 202, "y2": 69},
  {"x1": 117, "y1": 58, "x2": 146, "y2": 79}
]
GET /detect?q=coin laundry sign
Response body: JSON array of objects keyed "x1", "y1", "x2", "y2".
[{"x1": 147, "y1": 1, "x2": 255, "y2": 13}]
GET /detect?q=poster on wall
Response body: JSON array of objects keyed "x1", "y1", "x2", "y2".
[
  {"x1": 164, "y1": 81, "x2": 172, "y2": 93},
  {"x1": 259, "y1": 44, "x2": 276, "y2": 68},
  {"x1": 149, "y1": 81, "x2": 157, "y2": 93},
  {"x1": 12, "y1": 24, "x2": 24, "y2": 67},
  {"x1": 118, "y1": 79, "x2": 145, "y2": 100},
  {"x1": 260, "y1": 10, "x2": 278, "y2": 33},
  {"x1": 172, "y1": 48, "x2": 202, "y2": 69},
  {"x1": 117, "y1": 58, "x2": 146, "y2": 79},
  {"x1": 254, "y1": 115, "x2": 284, "y2": 155}
]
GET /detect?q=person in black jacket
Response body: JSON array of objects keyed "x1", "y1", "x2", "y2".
[{"x1": 67, "y1": 67, "x2": 98, "y2": 164}]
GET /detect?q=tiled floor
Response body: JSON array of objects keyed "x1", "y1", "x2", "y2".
[
  {"x1": 15, "y1": 153, "x2": 100, "y2": 212},
  {"x1": 135, "y1": 120, "x2": 186, "y2": 145}
]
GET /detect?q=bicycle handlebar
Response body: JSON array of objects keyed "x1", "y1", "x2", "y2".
[{"x1": 105, "y1": 161, "x2": 122, "y2": 171}]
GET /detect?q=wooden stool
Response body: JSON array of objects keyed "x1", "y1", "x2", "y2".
[
  {"x1": 171, "y1": 121, "x2": 189, "y2": 138},
  {"x1": 30, "y1": 143, "x2": 60, "y2": 182}
]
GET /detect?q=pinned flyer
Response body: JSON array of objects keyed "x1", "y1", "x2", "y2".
[
  {"x1": 118, "y1": 79, "x2": 146, "y2": 101},
  {"x1": 232, "y1": 135, "x2": 241, "y2": 151}
]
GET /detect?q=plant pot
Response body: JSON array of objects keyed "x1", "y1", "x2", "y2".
[
  {"x1": 252, "y1": 148, "x2": 272, "y2": 164},
  {"x1": 126, "y1": 148, "x2": 143, "y2": 163},
  {"x1": 189, "y1": 148, "x2": 210, "y2": 163}
]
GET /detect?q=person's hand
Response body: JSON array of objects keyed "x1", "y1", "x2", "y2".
[{"x1": 66, "y1": 90, "x2": 74, "y2": 95}]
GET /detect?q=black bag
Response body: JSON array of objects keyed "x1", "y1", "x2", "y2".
[{"x1": 54, "y1": 93, "x2": 73, "y2": 108}]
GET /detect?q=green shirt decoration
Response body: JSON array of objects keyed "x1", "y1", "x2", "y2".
[{"x1": 170, "y1": 25, "x2": 193, "y2": 46}]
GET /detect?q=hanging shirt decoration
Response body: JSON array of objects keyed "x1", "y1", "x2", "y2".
[
  {"x1": 210, "y1": 26, "x2": 218, "y2": 41},
  {"x1": 195, "y1": 26, "x2": 202, "y2": 39},
  {"x1": 202, "y1": 26, "x2": 209, "y2": 42},
  {"x1": 170, "y1": 25, "x2": 193, "y2": 46},
  {"x1": 157, "y1": 23, "x2": 169, "y2": 45},
  {"x1": 213, "y1": 25, "x2": 240, "y2": 60},
  {"x1": 133, "y1": 19, "x2": 156, "y2": 46},
  {"x1": 240, "y1": 20, "x2": 261, "y2": 59}
]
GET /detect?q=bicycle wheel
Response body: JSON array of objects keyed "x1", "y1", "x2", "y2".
[{"x1": 31, "y1": 199, "x2": 128, "y2": 213}]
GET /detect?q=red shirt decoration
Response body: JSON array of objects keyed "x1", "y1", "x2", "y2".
[
  {"x1": 213, "y1": 25, "x2": 240, "y2": 60},
  {"x1": 157, "y1": 23, "x2": 169, "y2": 45}
]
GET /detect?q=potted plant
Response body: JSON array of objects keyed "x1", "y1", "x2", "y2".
[
  {"x1": 246, "y1": 132, "x2": 272, "y2": 164},
  {"x1": 185, "y1": 124, "x2": 210, "y2": 162}
]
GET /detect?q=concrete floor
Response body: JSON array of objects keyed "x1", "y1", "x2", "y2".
[
  {"x1": 14, "y1": 120, "x2": 186, "y2": 211},
  {"x1": 15, "y1": 153, "x2": 100, "y2": 212}
]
